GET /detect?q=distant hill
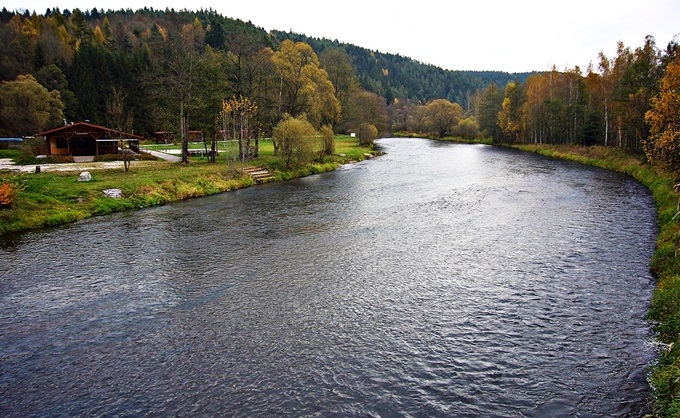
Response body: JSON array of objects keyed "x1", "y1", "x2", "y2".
[{"x1": 271, "y1": 30, "x2": 533, "y2": 105}]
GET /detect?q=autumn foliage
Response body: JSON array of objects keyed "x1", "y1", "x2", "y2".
[
  {"x1": 644, "y1": 57, "x2": 680, "y2": 171},
  {"x1": 0, "y1": 182, "x2": 16, "y2": 208}
]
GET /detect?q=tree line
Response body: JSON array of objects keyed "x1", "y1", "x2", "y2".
[
  {"x1": 0, "y1": 7, "x2": 388, "y2": 154},
  {"x1": 1, "y1": 7, "x2": 679, "y2": 172},
  {"x1": 0, "y1": 7, "x2": 526, "y2": 141},
  {"x1": 472, "y1": 36, "x2": 680, "y2": 170}
]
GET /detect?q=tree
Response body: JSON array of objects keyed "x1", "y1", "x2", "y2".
[
  {"x1": 271, "y1": 40, "x2": 340, "y2": 128},
  {"x1": 151, "y1": 19, "x2": 205, "y2": 164},
  {"x1": 423, "y1": 98, "x2": 464, "y2": 138},
  {"x1": 387, "y1": 97, "x2": 416, "y2": 132},
  {"x1": 271, "y1": 114, "x2": 319, "y2": 170},
  {"x1": 644, "y1": 57, "x2": 680, "y2": 171},
  {"x1": 221, "y1": 96, "x2": 258, "y2": 161},
  {"x1": 319, "y1": 124, "x2": 334, "y2": 159},
  {"x1": 343, "y1": 90, "x2": 388, "y2": 134},
  {"x1": 498, "y1": 82, "x2": 524, "y2": 143},
  {"x1": 320, "y1": 47, "x2": 358, "y2": 129},
  {"x1": 478, "y1": 83, "x2": 504, "y2": 140},
  {"x1": 35, "y1": 64, "x2": 78, "y2": 121},
  {"x1": 0, "y1": 74, "x2": 64, "y2": 136},
  {"x1": 357, "y1": 122, "x2": 378, "y2": 146},
  {"x1": 68, "y1": 40, "x2": 112, "y2": 124},
  {"x1": 454, "y1": 117, "x2": 480, "y2": 139}
]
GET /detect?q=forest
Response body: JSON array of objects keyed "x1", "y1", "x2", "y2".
[
  {"x1": 0, "y1": 8, "x2": 527, "y2": 147},
  {"x1": 0, "y1": 7, "x2": 679, "y2": 171}
]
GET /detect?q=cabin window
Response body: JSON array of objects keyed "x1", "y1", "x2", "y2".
[{"x1": 56, "y1": 137, "x2": 67, "y2": 149}]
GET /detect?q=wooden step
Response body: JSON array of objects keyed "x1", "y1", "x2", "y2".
[{"x1": 243, "y1": 166, "x2": 274, "y2": 183}]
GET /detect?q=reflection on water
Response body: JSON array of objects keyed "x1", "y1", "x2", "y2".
[{"x1": 0, "y1": 138, "x2": 657, "y2": 416}]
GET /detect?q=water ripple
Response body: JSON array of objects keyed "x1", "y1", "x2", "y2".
[{"x1": 0, "y1": 138, "x2": 657, "y2": 417}]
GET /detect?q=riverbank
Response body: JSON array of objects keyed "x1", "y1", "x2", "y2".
[
  {"x1": 0, "y1": 137, "x2": 379, "y2": 235},
  {"x1": 494, "y1": 142, "x2": 680, "y2": 417}
]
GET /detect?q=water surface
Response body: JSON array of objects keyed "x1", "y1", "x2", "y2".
[{"x1": 0, "y1": 138, "x2": 657, "y2": 416}]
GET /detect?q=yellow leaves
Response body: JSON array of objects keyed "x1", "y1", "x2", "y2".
[
  {"x1": 643, "y1": 57, "x2": 680, "y2": 169},
  {"x1": 222, "y1": 96, "x2": 257, "y2": 116},
  {"x1": 0, "y1": 182, "x2": 16, "y2": 208},
  {"x1": 21, "y1": 19, "x2": 39, "y2": 37},
  {"x1": 382, "y1": 68, "x2": 389, "y2": 77},
  {"x1": 272, "y1": 40, "x2": 340, "y2": 127},
  {"x1": 93, "y1": 26, "x2": 105, "y2": 45},
  {"x1": 423, "y1": 99, "x2": 464, "y2": 138}
]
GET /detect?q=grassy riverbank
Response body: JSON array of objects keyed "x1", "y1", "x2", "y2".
[
  {"x1": 0, "y1": 137, "x2": 377, "y2": 235},
  {"x1": 505, "y1": 143, "x2": 680, "y2": 417}
]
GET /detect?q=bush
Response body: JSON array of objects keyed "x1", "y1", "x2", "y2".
[
  {"x1": 0, "y1": 182, "x2": 15, "y2": 208},
  {"x1": 357, "y1": 123, "x2": 378, "y2": 146}
]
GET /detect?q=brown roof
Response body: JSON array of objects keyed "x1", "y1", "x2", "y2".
[{"x1": 36, "y1": 121, "x2": 143, "y2": 139}]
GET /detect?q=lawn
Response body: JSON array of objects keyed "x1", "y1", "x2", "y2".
[{"x1": 0, "y1": 136, "x2": 377, "y2": 235}]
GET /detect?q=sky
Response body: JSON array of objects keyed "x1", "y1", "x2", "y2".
[{"x1": 6, "y1": 0, "x2": 680, "y2": 73}]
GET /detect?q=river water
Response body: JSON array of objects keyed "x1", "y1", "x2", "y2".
[{"x1": 0, "y1": 138, "x2": 658, "y2": 416}]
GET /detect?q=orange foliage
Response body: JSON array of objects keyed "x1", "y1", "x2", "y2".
[{"x1": 0, "y1": 182, "x2": 15, "y2": 208}]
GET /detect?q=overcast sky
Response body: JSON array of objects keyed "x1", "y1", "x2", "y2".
[{"x1": 6, "y1": 0, "x2": 680, "y2": 73}]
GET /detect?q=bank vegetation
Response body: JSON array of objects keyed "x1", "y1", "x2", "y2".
[{"x1": 0, "y1": 136, "x2": 377, "y2": 235}]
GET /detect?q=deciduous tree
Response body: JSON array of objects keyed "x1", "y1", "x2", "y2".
[
  {"x1": 423, "y1": 98, "x2": 464, "y2": 138},
  {"x1": 271, "y1": 114, "x2": 319, "y2": 170},
  {"x1": 271, "y1": 40, "x2": 340, "y2": 128},
  {"x1": 644, "y1": 57, "x2": 680, "y2": 171},
  {"x1": 357, "y1": 122, "x2": 378, "y2": 146},
  {"x1": 0, "y1": 74, "x2": 64, "y2": 136},
  {"x1": 498, "y1": 82, "x2": 523, "y2": 143}
]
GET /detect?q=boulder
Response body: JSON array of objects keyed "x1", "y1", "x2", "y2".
[
  {"x1": 78, "y1": 171, "x2": 92, "y2": 182},
  {"x1": 103, "y1": 189, "x2": 122, "y2": 199}
]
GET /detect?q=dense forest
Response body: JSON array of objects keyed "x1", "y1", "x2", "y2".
[
  {"x1": 1, "y1": 7, "x2": 680, "y2": 171},
  {"x1": 0, "y1": 8, "x2": 526, "y2": 139},
  {"x1": 271, "y1": 31, "x2": 532, "y2": 105}
]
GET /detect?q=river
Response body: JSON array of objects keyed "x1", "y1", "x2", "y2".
[{"x1": 0, "y1": 138, "x2": 658, "y2": 416}]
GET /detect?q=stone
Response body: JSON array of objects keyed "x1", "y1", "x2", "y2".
[
  {"x1": 78, "y1": 171, "x2": 92, "y2": 182},
  {"x1": 103, "y1": 189, "x2": 122, "y2": 199}
]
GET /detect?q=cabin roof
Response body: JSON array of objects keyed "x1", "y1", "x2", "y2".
[{"x1": 36, "y1": 122, "x2": 142, "y2": 139}]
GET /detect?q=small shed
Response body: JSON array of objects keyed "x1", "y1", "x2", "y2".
[
  {"x1": 188, "y1": 130, "x2": 204, "y2": 142},
  {"x1": 152, "y1": 131, "x2": 173, "y2": 144},
  {"x1": 35, "y1": 122, "x2": 143, "y2": 157}
]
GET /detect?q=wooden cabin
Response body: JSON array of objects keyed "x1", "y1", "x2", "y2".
[{"x1": 36, "y1": 122, "x2": 142, "y2": 157}]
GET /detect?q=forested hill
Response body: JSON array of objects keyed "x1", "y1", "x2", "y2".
[
  {"x1": 0, "y1": 7, "x2": 532, "y2": 138},
  {"x1": 271, "y1": 30, "x2": 533, "y2": 105}
]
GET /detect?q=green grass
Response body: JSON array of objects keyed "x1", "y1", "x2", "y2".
[
  {"x1": 0, "y1": 149, "x2": 21, "y2": 159},
  {"x1": 0, "y1": 136, "x2": 376, "y2": 235}
]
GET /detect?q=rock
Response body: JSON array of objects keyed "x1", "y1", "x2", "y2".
[
  {"x1": 78, "y1": 171, "x2": 92, "y2": 182},
  {"x1": 103, "y1": 189, "x2": 122, "y2": 199}
]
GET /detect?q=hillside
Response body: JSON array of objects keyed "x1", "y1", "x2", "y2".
[{"x1": 271, "y1": 30, "x2": 532, "y2": 104}]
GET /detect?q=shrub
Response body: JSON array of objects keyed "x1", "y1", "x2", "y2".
[
  {"x1": 0, "y1": 182, "x2": 15, "y2": 208},
  {"x1": 357, "y1": 123, "x2": 378, "y2": 146}
]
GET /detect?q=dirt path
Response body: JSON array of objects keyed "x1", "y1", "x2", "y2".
[
  {"x1": 0, "y1": 150, "x2": 181, "y2": 173},
  {"x1": 0, "y1": 158, "x2": 158, "y2": 173}
]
